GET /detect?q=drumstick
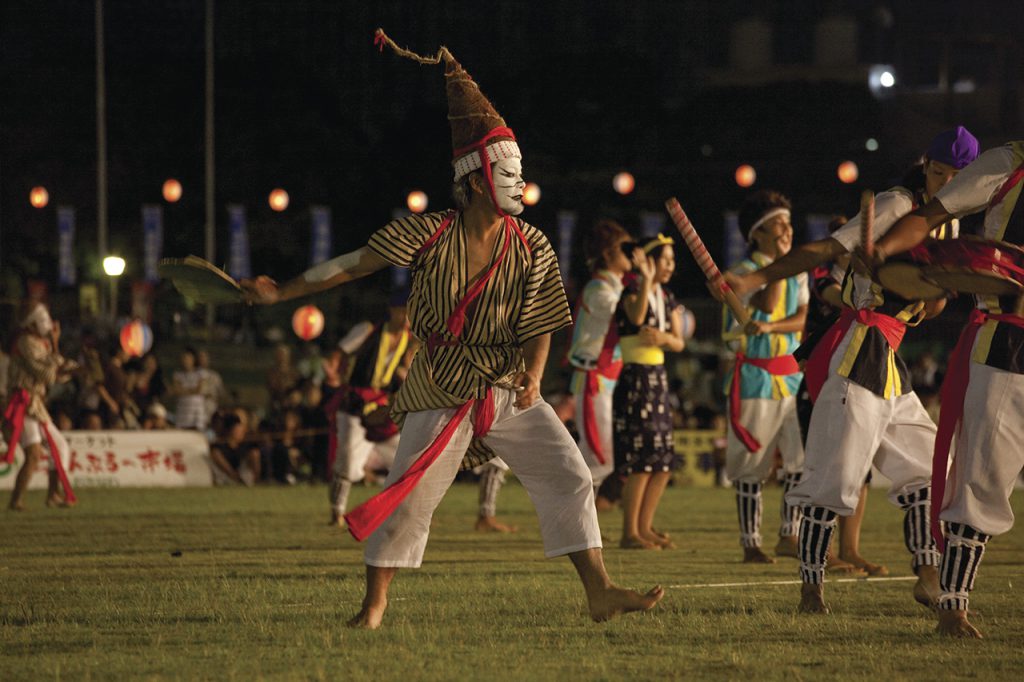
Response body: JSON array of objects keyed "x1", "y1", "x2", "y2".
[
  {"x1": 860, "y1": 190, "x2": 875, "y2": 258},
  {"x1": 665, "y1": 198, "x2": 750, "y2": 325}
]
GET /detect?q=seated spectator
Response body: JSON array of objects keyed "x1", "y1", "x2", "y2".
[
  {"x1": 78, "y1": 409, "x2": 104, "y2": 430},
  {"x1": 209, "y1": 413, "x2": 260, "y2": 486},
  {"x1": 269, "y1": 408, "x2": 309, "y2": 484},
  {"x1": 143, "y1": 402, "x2": 170, "y2": 430}
]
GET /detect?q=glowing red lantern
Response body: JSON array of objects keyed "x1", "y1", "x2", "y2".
[
  {"x1": 735, "y1": 165, "x2": 756, "y2": 188},
  {"x1": 292, "y1": 305, "x2": 325, "y2": 341}
]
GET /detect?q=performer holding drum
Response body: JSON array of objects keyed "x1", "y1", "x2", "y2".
[
  {"x1": 721, "y1": 127, "x2": 979, "y2": 613},
  {"x1": 864, "y1": 140, "x2": 1024, "y2": 638}
]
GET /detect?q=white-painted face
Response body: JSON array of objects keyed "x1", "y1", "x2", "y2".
[{"x1": 491, "y1": 157, "x2": 525, "y2": 215}]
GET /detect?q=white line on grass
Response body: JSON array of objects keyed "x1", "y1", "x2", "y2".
[{"x1": 668, "y1": 576, "x2": 917, "y2": 589}]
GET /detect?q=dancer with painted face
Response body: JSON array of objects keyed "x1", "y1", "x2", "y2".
[
  {"x1": 722, "y1": 127, "x2": 979, "y2": 613},
  {"x1": 567, "y1": 220, "x2": 634, "y2": 504},
  {"x1": 720, "y1": 191, "x2": 808, "y2": 564},
  {"x1": 243, "y1": 30, "x2": 663, "y2": 629},
  {"x1": 867, "y1": 140, "x2": 1024, "y2": 638},
  {"x1": 3, "y1": 302, "x2": 77, "y2": 510},
  {"x1": 613, "y1": 234, "x2": 686, "y2": 550}
]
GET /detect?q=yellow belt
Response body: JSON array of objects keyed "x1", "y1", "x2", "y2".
[{"x1": 619, "y1": 335, "x2": 664, "y2": 365}]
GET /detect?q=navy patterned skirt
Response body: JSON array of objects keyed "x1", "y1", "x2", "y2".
[{"x1": 612, "y1": 363, "x2": 680, "y2": 475}]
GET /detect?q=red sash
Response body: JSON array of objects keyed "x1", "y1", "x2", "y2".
[
  {"x1": 2, "y1": 388, "x2": 30, "y2": 464},
  {"x1": 729, "y1": 353, "x2": 801, "y2": 452},
  {"x1": 40, "y1": 422, "x2": 76, "y2": 504},
  {"x1": 579, "y1": 314, "x2": 622, "y2": 466},
  {"x1": 803, "y1": 307, "x2": 907, "y2": 402},
  {"x1": 345, "y1": 199, "x2": 530, "y2": 542},
  {"x1": 930, "y1": 309, "x2": 1024, "y2": 549}
]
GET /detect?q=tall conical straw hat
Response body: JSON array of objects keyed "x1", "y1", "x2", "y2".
[{"x1": 374, "y1": 29, "x2": 520, "y2": 181}]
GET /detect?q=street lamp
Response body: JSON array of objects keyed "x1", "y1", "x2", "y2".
[{"x1": 103, "y1": 255, "x2": 125, "y2": 321}]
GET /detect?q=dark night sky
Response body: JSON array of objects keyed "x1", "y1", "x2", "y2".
[{"x1": 2, "y1": 0, "x2": 1022, "y2": 294}]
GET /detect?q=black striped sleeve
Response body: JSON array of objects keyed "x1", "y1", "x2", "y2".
[
  {"x1": 366, "y1": 212, "x2": 443, "y2": 268},
  {"x1": 515, "y1": 227, "x2": 572, "y2": 343}
]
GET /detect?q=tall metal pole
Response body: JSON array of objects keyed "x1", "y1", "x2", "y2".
[
  {"x1": 96, "y1": 0, "x2": 109, "y2": 314},
  {"x1": 204, "y1": 0, "x2": 216, "y2": 331}
]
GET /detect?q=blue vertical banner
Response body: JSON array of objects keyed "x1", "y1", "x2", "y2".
[
  {"x1": 227, "y1": 204, "x2": 252, "y2": 280},
  {"x1": 57, "y1": 206, "x2": 76, "y2": 286},
  {"x1": 723, "y1": 211, "x2": 745, "y2": 267},
  {"x1": 556, "y1": 210, "x2": 577, "y2": 280},
  {"x1": 805, "y1": 213, "x2": 831, "y2": 243},
  {"x1": 142, "y1": 204, "x2": 164, "y2": 282},
  {"x1": 640, "y1": 210, "x2": 667, "y2": 239},
  {"x1": 309, "y1": 205, "x2": 332, "y2": 267}
]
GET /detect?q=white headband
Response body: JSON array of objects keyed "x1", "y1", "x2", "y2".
[
  {"x1": 747, "y1": 208, "x2": 791, "y2": 241},
  {"x1": 452, "y1": 139, "x2": 522, "y2": 181}
]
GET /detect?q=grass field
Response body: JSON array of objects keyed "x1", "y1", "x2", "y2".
[{"x1": 2, "y1": 483, "x2": 1022, "y2": 681}]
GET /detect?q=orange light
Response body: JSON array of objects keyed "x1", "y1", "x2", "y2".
[
  {"x1": 269, "y1": 188, "x2": 290, "y2": 212},
  {"x1": 162, "y1": 178, "x2": 182, "y2": 203},
  {"x1": 29, "y1": 186, "x2": 49, "y2": 209},
  {"x1": 522, "y1": 182, "x2": 541, "y2": 206},
  {"x1": 291, "y1": 305, "x2": 325, "y2": 341},
  {"x1": 735, "y1": 165, "x2": 756, "y2": 188},
  {"x1": 406, "y1": 190, "x2": 428, "y2": 213},
  {"x1": 837, "y1": 160, "x2": 859, "y2": 184},
  {"x1": 612, "y1": 172, "x2": 635, "y2": 195}
]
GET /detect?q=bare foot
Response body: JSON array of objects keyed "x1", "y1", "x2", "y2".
[
  {"x1": 839, "y1": 552, "x2": 889, "y2": 577},
  {"x1": 347, "y1": 600, "x2": 387, "y2": 630},
  {"x1": 641, "y1": 530, "x2": 675, "y2": 549},
  {"x1": 327, "y1": 513, "x2": 346, "y2": 529},
  {"x1": 914, "y1": 566, "x2": 941, "y2": 609},
  {"x1": 774, "y1": 535, "x2": 799, "y2": 559},
  {"x1": 620, "y1": 535, "x2": 661, "y2": 550},
  {"x1": 474, "y1": 516, "x2": 518, "y2": 533},
  {"x1": 936, "y1": 609, "x2": 982, "y2": 638},
  {"x1": 8, "y1": 501, "x2": 26, "y2": 512},
  {"x1": 825, "y1": 553, "x2": 868, "y2": 577},
  {"x1": 798, "y1": 583, "x2": 830, "y2": 613},
  {"x1": 743, "y1": 546, "x2": 776, "y2": 564},
  {"x1": 588, "y1": 585, "x2": 665, "y2": 622},
  {"x1": 45, "y1": 495, "x2": 76, "y2": 508}
]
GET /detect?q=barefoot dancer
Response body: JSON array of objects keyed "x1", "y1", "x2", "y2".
[
  {"x1": 567, "y1": 220, "x2": 633, "y2": 501},
  {"x1": 243, "y1": 30, "x2": 662, "y2": 629},
  {"x1": 721, "y1": 191, "x2": 808, "y2": 564},
  {"x1": 3, "y1": 302, "x2": 77, "y2": 511},
  {"x1": 613, "y1": 234, "x2": 686, "y2": 550},
  {"x1": 723, "y1": 127, "x2": 979, "y2": 613},
  {"x1": 870, "y1": 140, "x2": 1024, "y2": 638}
]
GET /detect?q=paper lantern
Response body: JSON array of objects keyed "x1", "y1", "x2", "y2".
[
  {"x1": 292, "y1": 305, "x2": 324, "y2": 341},
  {"x1": 119, "y1": 320, "x2": 154, "y2": 358},
  {"x1": 837, "y1": 161, "x2": 859, "y2": 184},
  {"x1": 681, "y1": 308, "x2": 697, "y2": 340},
  {"x1": 30, "y1": 186, "x2": 49, "y2": 208},
  {"x1": 269, "y1": 188, "x2": 290, "y2": 211},
  {"x1": 406, "y1": 190, "x2": 428, "y2": 213},
  {"x1": 735, "y1": 165, "x2": 756, "y2": 188},
  {"x1": 612, "y1": 172, "x2": 635, "y2": 195},
  {"x1": 163, "y1": 179, "x2": 182, "y2": 203},
  {"x1": 522, "y1": 182, "x2": 541, "y2": 206}
]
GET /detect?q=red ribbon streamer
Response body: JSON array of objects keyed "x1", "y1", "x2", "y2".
[
  {"x1": 39, "y1": 422, "x2": 76, "y2": 504},
  {"x1": 345, "y1": 388, "x2": 494, "y2": 541},
  {"x1": 930, "y1": 309, "x2": 1024, "y2": 550},
  {"x1": 729, "y1": 352, "x2": 801, "y2": 452},
  {"x1": 2, "y1": 388, "x2": 30, "y2": 464},
  {"x1": 803, "y1": 307, "x2": 907, "y2": 402}
]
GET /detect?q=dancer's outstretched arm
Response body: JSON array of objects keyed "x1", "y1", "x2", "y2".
[
  {"x1": 725, "y1": 239, "x2": 846, "y2": 297},
  {"x1": 242, "y1": 246, "x2": 391, "y2": 305}
]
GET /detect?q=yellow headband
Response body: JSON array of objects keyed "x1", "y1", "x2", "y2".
[{"x1": 643, "y1": 233, "x2": 674, "y2": 254}]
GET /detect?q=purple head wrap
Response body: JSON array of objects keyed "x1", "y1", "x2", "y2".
[{"x1": 926, "y1": 126, "x2": 980, "y2": 169}]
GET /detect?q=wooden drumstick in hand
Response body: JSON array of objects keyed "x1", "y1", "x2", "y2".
[{"x1": 665, "y1": 197, "x2": 750, "y2": 325}]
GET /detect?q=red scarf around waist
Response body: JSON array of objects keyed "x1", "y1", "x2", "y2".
[
  {"x1": 579, "y1": 357, "x2": 622, "y2": 466},
  {"x1": 729, "y1": 352, "x2": 801, "y2": 453},
  {"x1": 931, "y1": 309, "x2": 1024, "y2": 549},
  {"x1": 1, "y1": 388, "x2": 76, "y2": 503},
  {"x1": 803, "y1": 307, "x2": 907, "y2": 402}
]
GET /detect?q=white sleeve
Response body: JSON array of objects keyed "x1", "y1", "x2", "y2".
[
  {"x1": 935, "y1": 146, "x2": 1019, "y2": 218},
  {"x1": 582, "y1": 280, "x2": 619, "y2": 323},
  {"x1": 795, "y1": 272, "x2": 810, "y2": 306},
  {"x1": 831, "y1": 190, "x2": 914, "y2": 253},
  {"x1": 338, "y1": 321, "x2": 375, "y2": 355}
]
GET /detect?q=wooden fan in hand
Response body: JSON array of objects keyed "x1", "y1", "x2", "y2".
[{"x1": 158, "y1": 256, "x2": 244, "y2": 305}]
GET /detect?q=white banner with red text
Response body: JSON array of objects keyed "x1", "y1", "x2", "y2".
[{"x1": 0, "y1": 430, "x2": 213, "y2": 489}]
